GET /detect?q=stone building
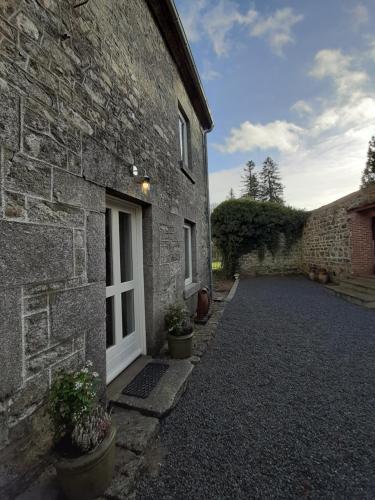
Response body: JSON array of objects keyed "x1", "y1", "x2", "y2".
[
  {"x1": 0, "y1": 0, "x2": 213, "y2": 483},
  {"x1": 302, "y1": 185, "x2": 375, "y2": 279}
]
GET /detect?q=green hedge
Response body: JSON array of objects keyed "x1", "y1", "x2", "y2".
[{"x1": 211, "y1": 199, "x2": 308, "y2": 278}]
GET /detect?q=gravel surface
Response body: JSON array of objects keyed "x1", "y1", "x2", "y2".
[{"x1": 136, "y1": 276, "x2": 375, "y2": 499}]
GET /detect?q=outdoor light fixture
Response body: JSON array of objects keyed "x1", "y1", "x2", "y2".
[
  {"x1": 141, "y1": 175, "x2": 151, "y2": 195},
  {"x1": 130, "y1": 165, "x2": 150, "y2": 195}
]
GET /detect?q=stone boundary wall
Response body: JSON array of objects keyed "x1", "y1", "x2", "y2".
[{"x1": 239, "y1": 237, "x2": 302, "y2": 276}]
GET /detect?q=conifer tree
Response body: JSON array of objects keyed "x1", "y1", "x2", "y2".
[
  {"x1": 227, "y1": 187, "x2": 235, "y2": 199},
  {"x1": 259, "y1": 157, "x2": 284, "y2": 204},
  {"x1": 241, "y1": 160, "x2": 260, "y2": 200},
  {"x1": 361, "y1": 136, "x2": 375, "y2": 188}
]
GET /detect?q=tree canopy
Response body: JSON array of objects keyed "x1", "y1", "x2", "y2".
[
  {"x1": 259, "y1": 157, "x2": 284, "y2": 204},
  {"x1": 211, "y1": 198, "x2": 307, "y2": 278},
  {"x1": 361, "y1": 136, "x2": 375, "y2": 188}
]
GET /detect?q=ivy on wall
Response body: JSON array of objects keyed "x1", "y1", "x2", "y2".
[{"x1": 211, "y1": 199, "x2": 308, "y2": 278}]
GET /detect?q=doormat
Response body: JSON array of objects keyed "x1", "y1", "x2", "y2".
[{"x1": 122, "y1": 362, "x2": 169, "y2": 399}]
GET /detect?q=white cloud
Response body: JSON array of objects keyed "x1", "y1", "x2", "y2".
[
  {"x1": 350, "y1": 3, "x2": 369, "y2": 29},
  {"x1": 204, "y1": 1, "x2": 257, "y2": 56},
  {"x1": 210, "y1": 47, "x2": 374, "y2": 209},
  {"x1": 249, "y1": 7, "x2": 304, "y2": 56},
  {"x1": 215, "y1": 120, "x2": 304, "y2": 154},
  {"x1": 178, "y1": 0, "x2": 207, "y2": 43},
  {"x1": 209, "y1": 165, "x2": 243, "y2": 205},
  {"x1": 309, "y1": 49, "x2": 368, "y2": 95},
  {"x1": 177, "y1": 1, "x2": 303, "y2": 57},
  {"x1": 201, "y1": 60, "x2": 221, "y2": 81},
  {"x1": 291, "y1": 100, "x2": 313, "y2": 116}
]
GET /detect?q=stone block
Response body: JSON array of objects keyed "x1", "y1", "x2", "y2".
[
  {"x1": 8, "y1": 374, "x2": 49, "y2": 427},
  {"x1": 82, "y1": 136, "x2": 117, "y2": 187},
  {"x1": 0, "y1": 287, "x2": 22, "y2": 399},
  {"x1": 51, "y1": 351, "x2": 85, "y2": 381},
  {"x1": 104, "y1": 448, "x2": 143, "y2": 499},
  {"x1": 26, "y1": 341, "x2": 72, "y2": 377},
  {"x1": 4, "y1": 192, "x2": 26, "y2": 219},
  {"x1": 50, "y1": 282, "x2": 105, "y2": 342},
  {"x1": 86, "y1": 211, "x2": 105, "y2": 282},
  {"x1": 27, "y1": 198, "x2": 85, "y2": 227},
  {"x1": 74, "y1": 229, "x2": 85, "y2": 248},
  {"x1": 74, "y1": 248, "x2": 86, "y2": 276},
  {"x1": 112, "y1": 408, "x2": 160, "y2": 454},
  {"x1": 0, "y1": 220, "x2": 74, "y2": 287},
  {"x1": 24, "y1": 294, "x2": 48, "y2": 315},
  {"x1": 24, "y1": 312, "x2": 49, "y2": 357},
  {"x1": 23, "y1": 128, "x2": 67, "y2": 169},
  {"x1": 0, "y1": 57, "x2": 56, "y2": 109},
  {"x1": 5, "y1": 153, "x2": 52, "y2": 200},
  {"x1": 53, "y1": 168, "x2": 105, "y2": 212},
  {"x1": 67, "y1": 151, "x2": 82, "y2": 176},
  {"x1": 0, "y1": 80, "x2": 19, "y2": 151}
]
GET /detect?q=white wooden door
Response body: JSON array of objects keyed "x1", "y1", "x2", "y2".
[{"x1": 105, "y1": 196, "x2": 146, "y2": 383}]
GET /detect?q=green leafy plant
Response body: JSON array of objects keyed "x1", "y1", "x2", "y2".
[
  {"x1": 165, "y1": 304, "x2": 191, "y2": 337},
  {"x1": 48, "y1": 361, "x2": 110, "y2": 455},
  {"x1": 211, "y1": 199, "x2": 308, "y2": 278}
]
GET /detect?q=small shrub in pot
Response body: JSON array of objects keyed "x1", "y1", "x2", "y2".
[
  {"x1": 165, "y1": 304, "x2": 194, "y2": 359},
  {"x1": 48, "y1": 361, "x2": 116, "y2": 500}
]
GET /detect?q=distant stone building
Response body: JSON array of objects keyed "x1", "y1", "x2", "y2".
[
  {"x1": 0, "y1": 0, "x2": 213, "y2": 488},
  {"x1": 302, "y1": 185, "x2": 375, "y2": 279},
  {"x1": 239, "y1": 186, "x2": 375, "y2": 280}
]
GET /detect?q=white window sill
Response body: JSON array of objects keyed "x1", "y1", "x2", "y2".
[
  {"x1": 180, "y1": 164, "x2": 196, "y2": 184},
  {"x1": 184, "y1": 282, "x2": 200, "y2": 299}
]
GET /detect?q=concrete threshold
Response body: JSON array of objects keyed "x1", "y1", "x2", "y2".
[{"x1": 110, "y1": 358, "x2": 194, "y2": 418}]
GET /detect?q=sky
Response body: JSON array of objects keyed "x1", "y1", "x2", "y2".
[{"x1": 174, "y1": 0, "x2": 375, "y2": 210}]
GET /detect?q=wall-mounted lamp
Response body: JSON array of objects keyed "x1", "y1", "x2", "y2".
[
  {"x1": 130, "y1": 165, "x2": 151, "y2": 195},
  {"x1": 141, "y1": 175, "x2": 151, "y2": 195}
]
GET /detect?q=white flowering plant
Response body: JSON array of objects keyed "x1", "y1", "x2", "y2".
[{"x1": 48, "y1": 361, "x2": 105, "y2": 453}]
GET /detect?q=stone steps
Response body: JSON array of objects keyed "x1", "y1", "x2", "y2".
[
  {"x1": 340, "y1": 276, "x2": 375, "y2": 292},
  {"x1": 326, "y1": 282, "x2": 375, "y2": 309}
]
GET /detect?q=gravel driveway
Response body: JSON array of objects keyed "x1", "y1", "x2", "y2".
[{"x1": 136, "y1": 276, "x2": 375, "y2": 499}]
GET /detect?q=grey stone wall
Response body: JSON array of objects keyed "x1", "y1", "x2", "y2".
[
  {"x1": 0, "y1": 0, "x2": 210, "y2": 455},
  {"x1": 239, "y1": 236, "x2": 302, "y2": 276}
]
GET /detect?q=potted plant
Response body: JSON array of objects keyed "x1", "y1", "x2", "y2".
[
  {"x1": 318, "y1": 268, "x2": 329, "y2": 284},
  {"x1": 48, "y1": 361, "x2": 116, "y2": 500},
  {"x1": 308, "y1": 265, "x2": 317, "y2": 281},
  {"x1": 165, "y1": 304, "x2": 194, "y2": 359}
]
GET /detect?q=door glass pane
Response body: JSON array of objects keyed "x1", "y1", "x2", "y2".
[
  {"x1": 119, "y1": 211, "x2": 133, "y2": 282},
  {"x1": 184, "y1": 227, "x2": 190, "y2": 279},
  {"x1": 121, "y1": 290, "x2": 135, "y2": 337},
  {"x1": 105, "y1": 209, "x2": 113, "y2": 286},
  {"x1": 106, "y1": 297, "x2": 114, "y2": 348}
]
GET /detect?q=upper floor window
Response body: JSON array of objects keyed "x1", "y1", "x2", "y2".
[{"x1": 178, "y1": 108, "x2": 190, "y2": 169}]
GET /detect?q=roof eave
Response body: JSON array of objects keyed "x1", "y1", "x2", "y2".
[{"x1": 146, "y1": 0, "x2": 214, "y2": 131}]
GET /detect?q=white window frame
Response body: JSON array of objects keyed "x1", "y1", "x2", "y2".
[
  {"x1": 178, "y1": 110, "x2": 189, "y2": 168},
  {"x1": 184, "y1": 223, "x2": 193, "y2": 287}
]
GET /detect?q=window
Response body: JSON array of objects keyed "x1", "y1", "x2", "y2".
[
  {"x1": 178, "y1": 109, "x2": 189, "y2": 168},
  {"x1": 184, "y1": 224, "x2": 193, "y2": 286}
]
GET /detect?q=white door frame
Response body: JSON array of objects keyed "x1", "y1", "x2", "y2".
[{"x1": 105, "y1": 195, "x2": 146, "y2": 384}]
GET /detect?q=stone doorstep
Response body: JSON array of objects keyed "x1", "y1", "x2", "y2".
[{"x1": 110, "y1": 359, "x2": 194, "y2": 419}]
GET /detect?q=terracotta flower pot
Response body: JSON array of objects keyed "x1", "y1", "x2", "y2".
[
  {"x1": 168, "y1": 331, "x2": 193, "y2": 359},
  {"x1": 55, "y1": 425, "x2": 116, "y2": 500},
  {"x1": 318, "y1": 272, "x2": 329, "y2": 284}
]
